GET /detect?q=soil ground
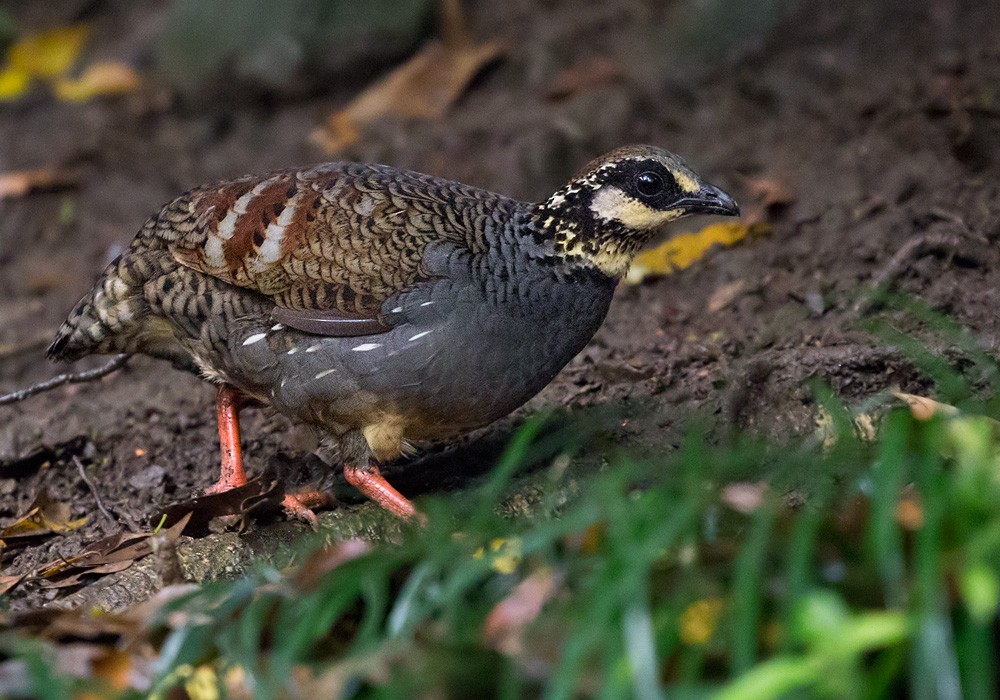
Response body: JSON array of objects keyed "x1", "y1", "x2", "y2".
[{"x1": 2, "y1": 0, "x2": 999, "y2": 602}]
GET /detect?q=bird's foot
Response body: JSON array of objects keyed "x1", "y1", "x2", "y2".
[
  {"x1": 281, "y1": 493, "x2": 321, "y2": 529},
  {"x1": 344, "y1": 461, "x2": 425, "y2": 524},
  {"x1": 204, "y1": 475, "x2": 245, "y2": 496}
]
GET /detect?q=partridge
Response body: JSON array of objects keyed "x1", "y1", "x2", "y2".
[{"x1": 48, "y1": 146, "x2": 738, "y2": 522}]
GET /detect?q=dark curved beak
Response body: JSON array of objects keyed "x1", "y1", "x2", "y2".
[{"x1": 676, "y1": 182, "x2": 740, "y2": 217}]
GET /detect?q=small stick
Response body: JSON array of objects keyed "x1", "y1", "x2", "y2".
[
  {"x1": 0, "y1": 354, "x2": 129, "y2": 406},
  {"x1": 73, "y1": 455, "x2": 116, "y2": 524},
  {"x1": 852, "y1": 232, "x2": 963, "y2": 316}
]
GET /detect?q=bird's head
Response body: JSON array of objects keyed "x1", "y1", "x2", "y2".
[{"x1": 532, "y1": 145, "x2": 739, "y2": 277}]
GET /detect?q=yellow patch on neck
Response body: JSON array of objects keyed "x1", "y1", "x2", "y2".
[
  {"x1": 590, "y1": 186, "x2": 685, "y2": 229},
  {"x1": 673, "y1": 170, "x2": 701, "y2": 194},
  {"x1": 561, "y1": 241, "x2": 634, "y2": 277}
]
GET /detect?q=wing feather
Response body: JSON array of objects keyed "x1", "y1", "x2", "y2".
[{"x1": 138, "y1": 161, "x2": 519, "y2": 336}]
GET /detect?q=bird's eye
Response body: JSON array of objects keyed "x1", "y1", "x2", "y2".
[{"x1": 635, "y1": 171, "x2": 664, "y2": 198}]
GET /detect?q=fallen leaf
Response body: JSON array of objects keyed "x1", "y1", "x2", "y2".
[
  {"x1": 37, "y1": 513, "x2": 190, "y2": 592},
  {"x1": 720, "y1": 482, "x2": 767, "y2": 514},
  {"x1": 564, "y1": 522, "x2": 605, "y2": 555},
  {"x1": 0, "y1": 573, "x2": 26, "y2": 597},
  {"x1": 482, "y1": 567, "x2": 562, "y2": 655},
  {"x1": 185, "y1": 664, "x2": 220, "y2": 700},
  {"x1": 625, "y1": 221, "x2": 769, "y2": 284},
  {"x1": 741, "y1": 175, "x2": 795, "y2": 209},
  {"x1": 54, "y1": 61, "x2": 141, "y2": 101},
  {"x1": 546, "y1": 56, "x2": 623, "y2": 100},
  {"x1": 91, "y1": 647, "x2": 142, "y2": 693},
  {"x1": 0, "y1": 65, "x2": 29, "y2": 100},
  {"x1": 0, "y1": 490, "x2": 86, "y2": 545},
  {"x1": 157, "y1": 478, "x2": 284, "y2": 536},
  {"x1": 0, "y1": 23, "x2": 90, "y2": 101},
  {"x1": 295, "y1": 539, "x2": 371, "y2": 591},
  {"x1": 473, "y1": 537, "x2": 522, "y2": 574},
  {"x1": 7, "y1": 24, "x2": 89, "y2": 79},
  {"x1": 896, "y1": 486, "x2": 924, "y2": 530},
  {"x1": 892, "y1": 390, "x2": 959, "y2": 421},
  {"x1": 312, "y1": 37, "x2": 504, "y2": 153},
  {"x1": 0, "y1": 167, "x2": 79, "y2": 200},
  {"x1": 706, "y1": 279, "x2": 747, "y2": 313},
  {"x1": 679, "y1": 597, "x2": 725, "y2": 645}
]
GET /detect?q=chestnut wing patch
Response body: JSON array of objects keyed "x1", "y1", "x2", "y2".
[{"x1": 157, "y1": 165, "x2": 442, "y2": 326}]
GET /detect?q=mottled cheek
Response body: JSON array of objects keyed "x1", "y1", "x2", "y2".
[
  {"x1": 590, "y1": 187, "x2": 683, "y2": 229},
  {"x1": 673, "y1": 170, "x2": 701, "y2": 194}
]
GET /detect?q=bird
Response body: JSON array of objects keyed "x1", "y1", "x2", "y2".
[{"x1": 47, "y1": 145, "x2": 739, "y2": 524}]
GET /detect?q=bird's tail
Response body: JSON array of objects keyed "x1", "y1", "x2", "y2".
[{"x1": 47, "y1": 255, "x2": 148, "y2": 362}]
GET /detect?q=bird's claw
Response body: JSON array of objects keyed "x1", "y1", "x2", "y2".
[{"x1": 282, "y1": 493, "x2": 320, "y2": 529}]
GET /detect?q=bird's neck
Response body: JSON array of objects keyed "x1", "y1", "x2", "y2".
[{"x1": 525, "y1": 190, "x2": 647, "y2": 278}]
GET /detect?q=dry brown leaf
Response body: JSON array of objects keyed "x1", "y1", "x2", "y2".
[
  {"x1": 482, "y1": 567, "x2": 562, "y2": 656},
  {"x1": 37, "y1": 513, "x2": 190, "y2": 592},
  {"x1": 707, "y1": 279, "x2": 748, "y2": 313},
  {"x1": 312, "y1": 38, "x2": 504, "y2": 154},
  {"x1": 90, "y1": 647, "x2": 145, "y2": 693},
  {"x1": 0, "y1": 167, "x2": 78, "y2": 200},
  {"x1": 891, "y1": 390, "x2": 959, "y2": 421},
  {"x1": 0, "y1": 490, "x2": 87, "y2": 543},
  {"x1": 0, "y1": 574, "x2": 27, "y2": 597},
  {"x1": 546, "y1": 56, "x2": 623, "y2": 100},
  {"x1": 157, "y1": 477, "x2": 284, "y2": 535},
  {"x1": 564, "y1": 522, "x2": 605, "y2": 555},
  {"x1": 295, "y1": 539, "x2": 371, "y2": 591},
  {"x1": 742, "y1": 175, "x2": 796, "y2": 208},
  {"x1": 54, "y1": 61, "x2": 141, "y2": 102},
  {"x1": 896, "y1": 486, "x2": 924, "y2": 530}
]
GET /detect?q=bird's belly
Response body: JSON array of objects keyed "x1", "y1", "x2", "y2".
[{"x1": 234, "y1": 276, "x2": 616, "y2": 442}]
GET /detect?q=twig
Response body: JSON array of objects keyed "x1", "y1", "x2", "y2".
[
  {"x1": 0, "y1": 354, "x2": 129, "y2": 406},
  {"x1": 852, "y1": 232, "x2": 963, "y2": 316},
  {"x1": 73, "y1": 455, "x2": 116, "y2": 525}
]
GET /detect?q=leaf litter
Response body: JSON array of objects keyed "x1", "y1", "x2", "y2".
[
  {"x1": 311, "y1": 0, "x2": 503, "y2": 154},
  {"x1": 0, "y1": 22, "x2": 141, "y2": 103}
]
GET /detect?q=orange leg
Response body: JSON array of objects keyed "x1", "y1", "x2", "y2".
[
  {"x1": 205, "y1": 385, "x2": 247, "y2": 494},
  {"x1": 206, "y1": 384, "x2": 326, "y2": 527},
  {"x1": 344, "y1": 461, "x2": 423, "y2": 522}
]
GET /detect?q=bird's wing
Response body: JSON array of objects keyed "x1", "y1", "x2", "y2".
[{"x1": 139, "y1": 162, "x2": 512, "y2": 336}]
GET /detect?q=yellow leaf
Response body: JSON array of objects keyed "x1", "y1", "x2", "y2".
[
  {"x1": 0, "y1": 491, "x2": 87, "y2": 539},
  {"x1": 185, "y1": 665, "x2": 220, "y2": 700},
  {"x1": 625, "y1": 221, "x2": 769, "y2": 284},
  {"x1": 8, "y1": 24, "x2": 89, "y2": 79},
  {"x1": 0, "y1": 66, "x2": 30, "y2": 100},
  {"x1": 679, "y1": 598, "x2": 725, "y2": 645},
  {"x1": 473, "y1": 537, "x2": 522, "y2": 574},
  {"x1": 54, "y1": 61, "x2": 141, "y2": 101}
]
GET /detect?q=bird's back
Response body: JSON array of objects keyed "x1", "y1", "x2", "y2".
[{"x1": 47, "y1": 161, "x2": 526, "y2": 366}]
